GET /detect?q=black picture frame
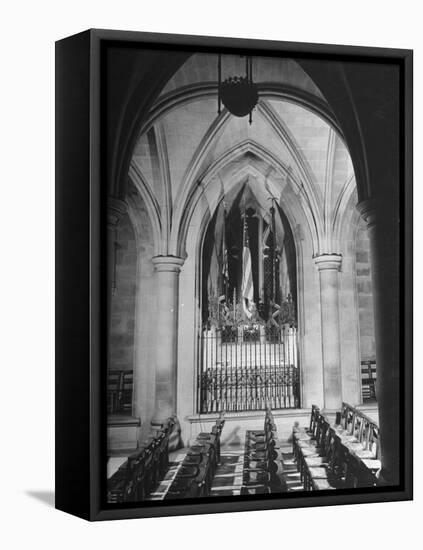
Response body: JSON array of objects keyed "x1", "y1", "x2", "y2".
[{"x1": 55, "y1": 29, "x2": 413, "y2": 521}]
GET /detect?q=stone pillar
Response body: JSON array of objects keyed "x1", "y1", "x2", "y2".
[
  {"x1": 150, "y1": 255, "x2": 185, "y2": 430},
  {"x1": 106, "y1": 198, "x2": 127, "y2": 338},
  {"x1": 314, "y1": 254, "x2": 343, "y2": 411},
  {"x1": 357, "y1": 200, "x2": 400, "y2": 484}
]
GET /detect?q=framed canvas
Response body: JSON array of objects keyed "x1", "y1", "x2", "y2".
[{"x1": 55, "y1": 29, "x2": 413, "y2": 521}]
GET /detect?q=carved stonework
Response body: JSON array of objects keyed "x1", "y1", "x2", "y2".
[
  {"x1": 207, "y1": 291, "x2": 296, "y2": 330},
  {"x1": 266, "y1": 294, "x2": 297, "y2": 329},
  {"x1": 207, "y1": 291, "x2": 264, "y2": 330},
  {"x1": 107, "y1": 197, "x2": 128, "y2": 229}
]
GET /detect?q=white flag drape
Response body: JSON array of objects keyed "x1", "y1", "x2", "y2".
[{"x1": 242, "y1": 218, "x2": 254, "y2": 319}]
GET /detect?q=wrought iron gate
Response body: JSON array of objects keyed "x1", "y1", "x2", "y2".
[{"x1": 198, "y1": 296, "x2": 300, "y2": 413}]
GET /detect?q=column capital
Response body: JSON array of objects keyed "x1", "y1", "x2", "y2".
[
  {"x1": 107, "y1": 197, "x2": 127, "y2": 228},
  {"x1": 152, "y1": 255, "x2": 185, "y2": 273},
  {"x1": 356, "y1": 199, "x2": 376, "y2": 230},
  {"x1": 314, "y1": 253, "x2": 342, "y2": 271}
]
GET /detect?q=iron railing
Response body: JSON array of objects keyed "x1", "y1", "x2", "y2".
[{"x1": 198, "y1": 324, "x2": 300, "y2": 413}]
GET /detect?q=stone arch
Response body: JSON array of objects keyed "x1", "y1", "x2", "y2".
[
  {"x1": 172, "y1": 140, "x2": 323, "y2": 259},
  {"x1": 139, "y1": 82, "x2": 344, "y2": 138},
  {"x1": 175, "y1": 149, "x2": 324, "y2": 432},
  {"x1": 125, "y1": 182, "x2": 160, "y2": 437},
  {"x1": 128, "y1": 163, "x2": 162, "y2": 256},
  {"x1": 109, "y1": 52, "x2": 370, "y2": 205}
]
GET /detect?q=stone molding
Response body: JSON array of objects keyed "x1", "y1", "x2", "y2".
[
  {"x1": 107, "y1": 197, "x2": 128, "y2": 228},
  {"x1": 356, "y1": 199, "x2": 376, "y2": 230},
  {"x1": 314, "y1": 253, "x2": 342, "y2": 271},
  {"x1": 152, "y1": 255, "x2": 185, "y2": 273}
]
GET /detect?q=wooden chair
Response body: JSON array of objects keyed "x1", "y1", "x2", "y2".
[
  {"x1": 297, "y1": 415, "x2": 330, "y2": 484},
  {"x1": 126, "y1": 447, "x2": 153, "y2": 502},
  {"x1": 243, "y1": 408, "x2": 283, "y2": 492},
  {"x1": 293, "y1": 409, "x2": 325, "y2": 468},
  {"x1": 343, "y1": 422, "x2": 381, "y2": 487},
  {"x1": 165, "y1": 465, "x2": 203, "y2": 499},
  {"x1": 292, "y1": 405, "x2": 320, "y2": 454},
  {"x1": 302, "y1": 425, "x2": 341, "y2": 491},
  {"x1": 196, "y1": 418, "x2": 225, "y2": 463}
]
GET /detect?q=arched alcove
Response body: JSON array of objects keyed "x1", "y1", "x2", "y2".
[
  {"x1": 107, "y1": 212, "x2": 137, "y2": 416},
  {"x1": 198, "y1": 181, "x2": 299, "y2": 415},
  {"x1": 103, "y1": 39, "x2": 405, "y2": 490},
  {"x1": 115, "y1": 51, "x2": 367, "y2": 443}
]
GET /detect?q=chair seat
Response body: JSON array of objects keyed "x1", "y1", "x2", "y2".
[
  {"x1": 297, "y1": 440, "x2": 315, "y2": 449},
  {"x1": 353, "y1": 449, "x2": 376, "y2": 459},
  {"x1": 246, "y1": 450, "x2": 277, "y2": 461},
  {"x1": 241, "y1": 485, "x2": 270, "y2": 495},
  {"x1": 312, "y1": 478, "x2": 335, "y2": 490},
  {"x1": 307, "y1": 466, "x2": 328, "y2": 479},
  {"x1": 177, "y1": 465, "x2": 199, "y2": 478},
  {"x1": 245, "y1": 442, "x2": 268, "y2": 451},
  {"x1": 246, "y1": 437, "x2": 266, "y2": 446},
  {"x1": 361, "y1": 459, "x2": 381, "y2": 471},
  {"x1": 294, "y1": 432, "x2": 313, "y2": 441},
  {"x1": 183, "y1": 455, "x2": 202, "y2": 465},
  {"x1": 345, "y1": 441, "x2": 365, "y2": 451},
  {"x1": 248, "y1": 430, "x2": 266, "y2": 437},
  {"x1": 246, "y1": 459, "x2": 269, "y2": 470},
  {"x1": 339, "y1": 435, "x2": 358, "y2": 443},
  {"x1": 197, "y1": 433, "x2": 217, "y2": 443},
  {"x1": 305, "y1": 457, "x2": 327, "y2": 467},
  {"x1": 243, "y1": 470, "x2": 270, "y2": 484},
  {"x1": 246, "y1": 431, "x2": 266, "y2": 439},
  {"x1": 300, "y1": 447, "x2": 320, "y2": 457},
  {"x1": 188, "y1": 446, "x2": 213, "y2": 456}
]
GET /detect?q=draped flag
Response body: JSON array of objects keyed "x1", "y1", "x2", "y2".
[
  {"x1": 212, "y1": 200, "x2": 227, "y2": 298},
  {"x1": 279, "y1": 243, "x2": 291, "y2": 299},
  {"x1": 222, "y1": 245, "x2": 229, "y2": 283},
  {"x1": 222, "y1": 218, "x2": 229, "y2": 285},
  {"x1": 242, "y1": 217, "x2": 254, "y2": 319}
]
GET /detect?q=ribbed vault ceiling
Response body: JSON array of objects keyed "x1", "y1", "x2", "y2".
[{"x1": 130, "y1": 54, "x2": 357, "y2": 256}]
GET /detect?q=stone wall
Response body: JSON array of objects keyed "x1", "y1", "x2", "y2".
[
  {"x1": 356, "y1": 221, "x2": 375, "y2": 362},
  {"x1": 109, "y1": 213, "x2": 137, "y2": 373}
]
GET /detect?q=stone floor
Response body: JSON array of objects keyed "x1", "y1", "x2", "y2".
[
  {"x1": 210, "y1": 447, "x2": 245, "y2": 496},
  {"x1": 148, "y1": 451, "x2": 187, "y2": 500}
]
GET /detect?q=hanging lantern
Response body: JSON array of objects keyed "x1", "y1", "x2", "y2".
[{"x1": 218, "y1": 55, "x2": 258, "y2": 124}]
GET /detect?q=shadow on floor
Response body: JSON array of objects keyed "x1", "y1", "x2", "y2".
[
  {"x1": 26, "y1": 490, "x2": 55, "y2": 508},
  {"x1": 221, "y1": 427, "x2": 242, "y2": 447}
]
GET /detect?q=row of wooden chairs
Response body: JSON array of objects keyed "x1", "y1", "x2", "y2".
[
  {"x1": 242, "y1": 408, "x2": 284, "y2": 494},
  {"x1": 293, "y1": 405, "x2": 381, "y2": 491},
  {"x1": 107, "y1": 417, "x2": 175, "y2": 503},
  {"x1": 165, "y1": 416, "x2": 226, "y2": 499},
  {"x1": 335, "y1": 402, "x2": 381, "y2": 486},
  {"x1": 293, "y1": 406, "x2": 337, "y2": 490}
]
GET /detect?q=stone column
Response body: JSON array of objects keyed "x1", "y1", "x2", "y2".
[
  {"x1": 107, "y1": 198, "x2": 128, "y2": 323},
  {"x1": 357, "y1": 200, "x2": 400, "y2": 485},
  {"x1": 314, "y1": 254, "x2": 343, "y2": 411},
  {"x1": 150, "y1": 255, "x2": 185, "y2": 430}
]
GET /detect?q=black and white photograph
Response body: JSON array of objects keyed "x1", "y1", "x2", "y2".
[
  {"x1": 3, "y1": 0, "x2": 421, "y2": 545},
  {"x1": 103, "y1": 42, "x2": 410, "y2": 506}
]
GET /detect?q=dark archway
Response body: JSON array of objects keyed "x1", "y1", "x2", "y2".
[{"x1": 199, "y1": 187, "x2": 300, "y2": 414}]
